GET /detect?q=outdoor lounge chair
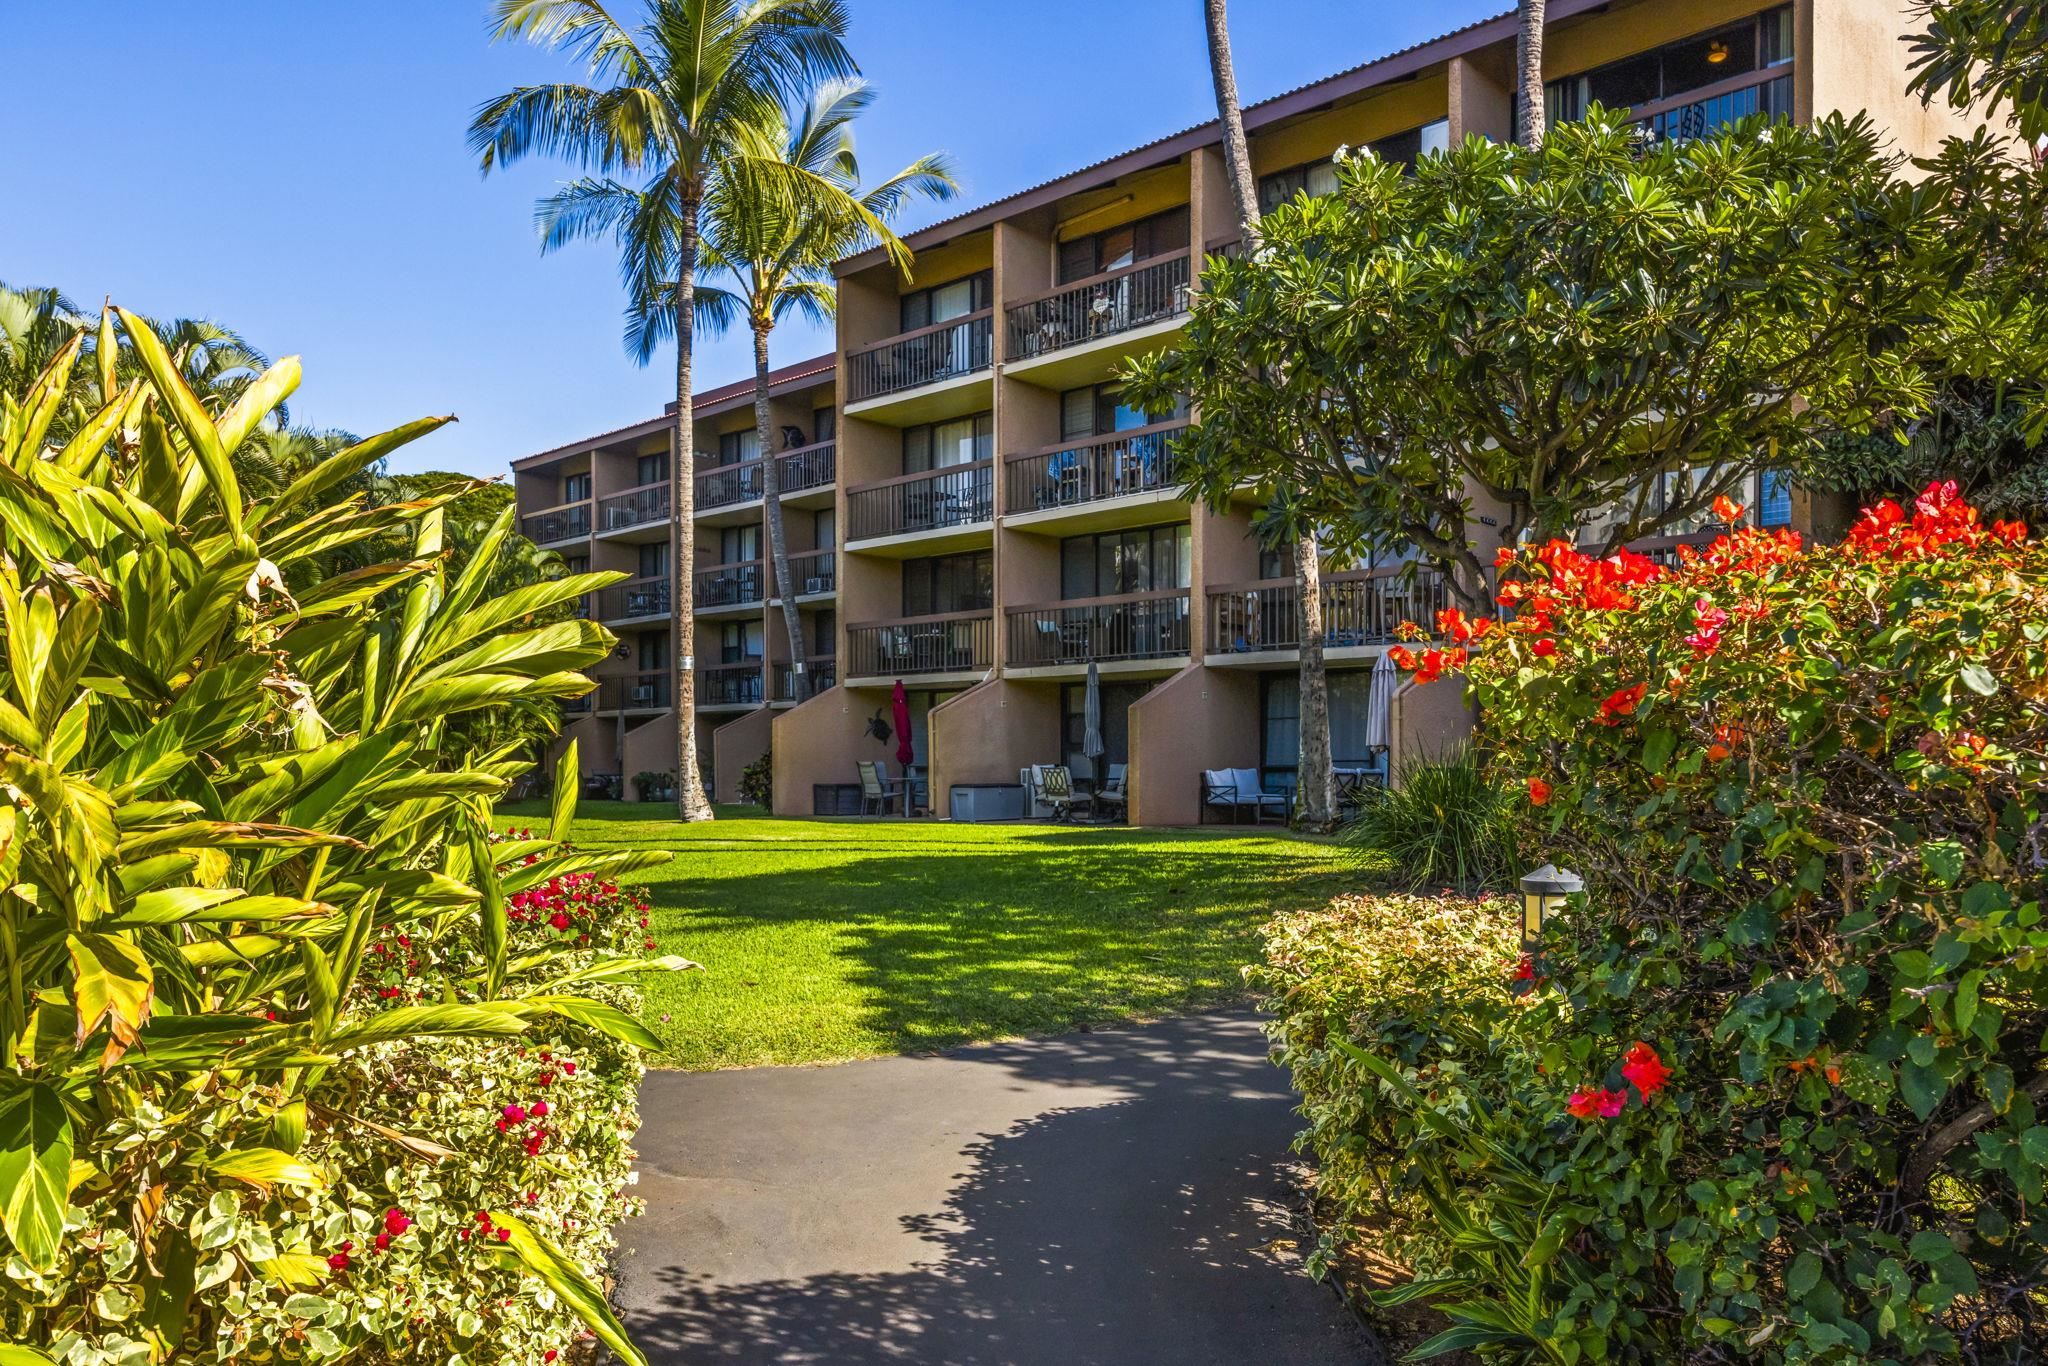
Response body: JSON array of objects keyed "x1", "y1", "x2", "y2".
[
  {"x1": 856, "y1": 759, "x2": 906, "y2": 816},
  {"x1": 1081, "y1": 763, "x2": 1128, "y2": 822},
  {"x1": 1200, "y1": 767, "x2": 1289, "y2": 825}
]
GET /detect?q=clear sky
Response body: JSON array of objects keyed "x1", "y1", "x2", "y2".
[{"x1": 2, "y1": 1, "x2": 1501, "y2": 477}]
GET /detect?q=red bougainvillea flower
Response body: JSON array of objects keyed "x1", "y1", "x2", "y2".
[
  {"x1": 561, "y1": 1062, "x2": 577, "y2": 1076},
  {"x1": 502, "y1": 1104, "x2": 528, "y2": 1125},
  {"x1": 530, "y1": 1100, "x2": 550, "y2": 1119},
  {"x1": 1436, "y1": 606, "x2": 1474, "y2": 644},
  {"x1": 1621, "y1": 1042, "x2": 1672, "y2": 1099},
  {"x1": 1712, "y1": 494, "x2": 1745, "y2": 523},
  {"x1": 384, "y1": 1208, "x2": 412, "y2": 1237},
  {"x1": 1388, "y1": 645, "x2": 1416, "y2": 670},
  {"x1": 549, "y1": 912, "x2": 572, "y2": 932},
  {"x1": 1707, "y1": 743, "x2": 1731, "y2": 763},
  {"x1": 1530, "y1": 636, "x2": 1557, "y2": 658},
  {"x1": 1527, "y1": 776, "x2": 1552, "y2": 806},
  {"x1": 1595, "y1": 683, "x2": 1647, "y2": 725},
  {"x1": 1683, "y1": 597, "x2": 1729, "y2": 656},
  {"x1": 1567, "y1": 1088, "x2": 1628, "y2": 1119}
]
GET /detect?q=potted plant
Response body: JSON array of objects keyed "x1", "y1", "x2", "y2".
[{"x1": 632, "y1": 770, "x2": 677, "y2": 803}]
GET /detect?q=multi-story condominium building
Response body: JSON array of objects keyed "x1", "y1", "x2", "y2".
[{"x1": 512, "y1": 0, "x2": 1979, "y2": 823}]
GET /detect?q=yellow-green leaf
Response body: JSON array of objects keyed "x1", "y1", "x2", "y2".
[
  {"x1": 0, "y1": 1079, "x2": 73, "y2": 1273},
  {"x1": 207, "y1": 1147, "x2": 327, "y2": 1194},
  {"x1": 66, "y1": 932, "x2": 154, "y2": 1047},
  {"x1": 482, "y1": 1212, "x2": 647, "y2": 1366}
]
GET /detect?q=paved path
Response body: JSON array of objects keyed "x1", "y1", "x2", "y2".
[{"x1": 619, "y1": 1010, "x2": 1380, "y2": 1365}]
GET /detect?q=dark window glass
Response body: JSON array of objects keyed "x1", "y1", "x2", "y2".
[
  {"x1": 1056, "y1": 206, "x2": 1189, "y2": 284},
  {"x1": 903, "y1": 551, "x2": 992, "y2": 616},
  {"x1": 635, "y1": 451, "x2": 668, "y2": 485},
  {"x1": 1583, "y1": 50, "x2": 1662, "y2": 110},
  {"x1": 813, "y1": 406, "x2": 836, "y2": 441},
  {"x1": 1059, "y1": 524, "x2": 1191, "y2": 599},
  {"x1": 719, "y1": 525, "x2": 759, "y2": 563},
  {"x1": 900, "y1": 271, "x2": 991, "y2": 331},
  {"x1": 1547, "y1": 6, "x2": 1792, "y2": 124},
  {"x1": 717, "y1": 430, "x2": 759, "y2": 467},
  {"x1": 1060, "y1": 679, "x2": 1154, "y2": 783},
  {"x1": 637, "y1": 543, "x2": 667, "y2": 578},
  {"x1": 639, "y1": 632, "x2": 667, "y2": 671},
  {"x1": 902, "y1": 413, "x2": 991, "y2": 474},
  {"x1": 563, "y1": 472, "x2": 591, "y2": 502},
  {"x1": 1759, "y1": 469, "x2": 1794, "y2": 527}
]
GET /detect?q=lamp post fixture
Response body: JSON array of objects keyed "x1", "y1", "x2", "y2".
[{"x1": 1519, "y1": 862, "x2": 1584, "y2": 946}]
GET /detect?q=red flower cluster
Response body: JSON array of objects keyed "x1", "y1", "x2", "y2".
[
  {"x1": 1566, "y1": 1042, "x2": 1671, "y2": 1121},
  {"x1": 1526, "y1": 776, "x2": 1552, "y2": 806},
  {"x1": 1387, "y1": 644, "x2": 1467, "y2": 683},
  {"x1": 1683, "y1": 596, "x2": 1729, "y2": 657},
  {"x1": 1567, "y1": 1088, "x2": 1627, "y2": 1119},
  {"x1": 498, "y1": 1093, "x2": 556, "y2": 1157},
  {"x1": 1595, "y1": 683, "x2": 1647, "y2": 726},
  {"x1": 1845, "y1": 480, "x2": 2027, "y2": 561},
  {"x1": 373, "y1": 1206, "x2": 413, "y2": 1254}
]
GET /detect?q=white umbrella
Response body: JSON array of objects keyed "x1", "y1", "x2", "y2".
[
  {"x1": 1083, "y1": 660, "x2": 1105, "y2": 767},
  {"x1": 1363, "y1": 648, "x2": 1398, "y2": 751}
]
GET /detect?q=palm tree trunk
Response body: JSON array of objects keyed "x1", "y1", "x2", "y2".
[
  {"x1": 1517, "y1": 0, "x2": 1548, "y2": 147},
  {"x1": 754, "y1": 319, "x2": 809, "y2": 703},
  {"x1": 672, "y1": 200, "x2": 714, "y2": 822},
  {"x1": 1204, "y1": 0, "x2": 1330, "y2": 828}
]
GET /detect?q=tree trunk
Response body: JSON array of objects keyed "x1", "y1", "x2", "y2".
[
  {"x1": 1294, "y1": 535, "x2": 1336, "y2": 830},
  {"x1": 754, "y1": 319, "x2": 809, "y2": 705},
  {"x1": 1517, "y1": 0, "x2": 1548, "y2": 147},
  {"x1": 671, "y1": 201, "x2": 714, "y2": 821},
  {"x1": 1203, "y1": 0, "x2": 1263, "y2": 251}
]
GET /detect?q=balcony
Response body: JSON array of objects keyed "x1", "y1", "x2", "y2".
[
  {"x1": 1005, "y1": 252, "x2": 1191, "y2": 380},
  {"x1": 699, "y1": 662, "x2": 765, "y2": 708},
  {"x1": 1007, "y1": 590, "x2": 1191, "y2": 670},
  {"x1": 695, "y1": 560, "x2": 764, "y2": 612},
  {"x1": 697, "y1": 459, "x2": 764, "y2": 511},
  {"x1": 598, "y1": 483, "x2": 669, "y2": 537},
  {"x1": 1632, "y1": 67, "x2": 1794, "y2": 143},
  {"x1": 845, "y1": 460, "x2": 994, "y2": 552},
  {"x1": 596, "y1": 671, "x2": 670, "y2": 713},
  {"x1": 845, "y1": 611, "x2": 994, "y2": 681},
  {"x1": 521, "y1": 502, "x2": 591, "y2": 547},
  {"x1": 773, "y1": 656, "x2": 838, "y2": 701},
  {"x1": 1004, "y1": 421, "x2": 1187, "y2": 526},
  {"x1": 777, "y1": 550, "x2": 836, "y2": 599},
  {"x1": 844, "y1": 312, "x2": 994, "y2": 410},
  {"x1": 1206, "y1": 567, "x2": 1449, "y2": 659},
  {"x1": 775, "y1": 440, "x2": 836, "y2": 500},
  {"x1": 597, "y1": 576, "x2": 671, "y2": 624}
]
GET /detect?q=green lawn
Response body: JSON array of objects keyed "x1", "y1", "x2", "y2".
[{"x1": 497, "y1": 802, "x2": 1359, "y2": 1071}]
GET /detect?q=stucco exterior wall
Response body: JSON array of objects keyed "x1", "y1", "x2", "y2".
[
  {"x1": 928, "y1": 677, "x2": 1060, "y2": 817},
  {"x1": 1805, "y1": 0, "x2": 1996, "y2": 157},
  {"x1": 770, "y1": 684, "x2": 873, "y2": 815},
  {"x1": 711, "y1": 706, "x2": 774, "y2": 806},
  {"x1": 1389, "y1": 678, "x2": 1476, "y2": 772},
  {"x1": 1127, "y1": 663, "x2": 1260, "y2": 826}
]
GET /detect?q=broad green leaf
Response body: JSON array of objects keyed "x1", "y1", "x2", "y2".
[
  {"x1": 257, "y1": 1253, "x2": 332, "y2": 1288},
  {"x1": 112, "y1": 307, "x2": 242, "y2": 536},
  {"x1": 551, "y1": 738, "x2": 579, "y2": 843},
  {"x1": 207, "y1": 1147, "x2": 327, "y2": 1193},
  {"x1": 66, "y1": 932, "x2": 154, "y2": 1047},
  {"x1": 0, "y1": 1079, "x2": 72, "y2": 1272},
  {"x1": 1899, "y1": 1059, "x2": 1947, "y2": 1121},
  {"x1": 0, "y1": 1348, "x2": 59, "y2": 1365},
  {"x1": 1920, "y1": 840, "x2": 1966, "y2": 888},
  {"x1": 214, "y1": 356, "x2": 303, "y2": 458},
  {"x1": 117, "y1": 888, "x2": 330, "y2": 925},
  {"x1": 514, "y1": 994, "x2": 662, "y2": 1050},
  {"x1": 482, "y1": 1212, "x2": 647, "y2": 1366},
  {"x1": 323, "y1": 1002, "x2": 529, "y2": 1053},
  {"x1": 475, "y1": 825, "x2": 508, "y2": 999},
  {"x1": 1958, "y1": 661, "x2": 1998, "y2": 696}
]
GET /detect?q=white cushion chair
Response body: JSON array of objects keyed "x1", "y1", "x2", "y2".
[{"x1": 1201, "y1": 767, "x2": 1289, "y2": 825}]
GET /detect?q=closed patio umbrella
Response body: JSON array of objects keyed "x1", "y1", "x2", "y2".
[
  {"x1": 891, "y1": 680, "x2": 915, "y2": 768},
  {"x1": 1363, "y1": 647, "x2": 1398, "y2": 752},
  {"x1": 1082, "y1": 661, "x2": 1105, "y2": 766}
]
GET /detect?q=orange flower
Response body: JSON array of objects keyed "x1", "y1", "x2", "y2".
[
  {"x1": 1595, "y1": 683, "x2": 1647, "y2": 725},
  {"x1": 1621, "y1": 1042, "x2": 1671, "y2": 1099},
  {"x1": 1527, "y1": 776, "x2": 1552, "y2": 806},
  {"x1": 1712, "y1": 493, "x2": 1745, "y2": 524},
  {"x1": 1706, "y1": 743, "x2": 1731, "y2": 763},
  {"x1": 1388, "y1": 645, "x2": 1416, "y2": 670}
]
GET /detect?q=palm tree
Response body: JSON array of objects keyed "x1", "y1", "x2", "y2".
[
  {"x1": 473, "y1": 0, "x2": 858, "y2": 822},
  {"x1": 1201, "y1": 0, "x2": 1335, "y2": 829},
  {"x1": 694, "y1": 80, "x2": 955, "y2": 701},
  {"x1": 1518, "y1": 0, "x2": 1548, "y2": 146}
]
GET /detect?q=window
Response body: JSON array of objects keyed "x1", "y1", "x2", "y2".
[
  {"x1": 1757, "y1": 469, "x2": 1794, "y2": 528},
  {"x1": 719, "y1": 620, "x2": 764, "y2": 663},
  {"x1": 902, "y1": 551, "x2": 993, "y2": 617},
  {"x1": 1057, "y1": 205, "x2": 1190, "y2": 284},
  {"x1": 814, "y1": 508, "x2": 836, "y2": 550},
  {"x1": 718, "y1": 524, "x2": 760, "y2": 564},
  {"x1": 813, "y1": 406, "x2": 836, "y2": 442},
  {"x1": 563, "y1": 554, "x2": 589, "y2": 575},
  {"x1": 562, "y1": 471, "x2": 592, "y2": 503},
  {"x1": 638, "y1": 633, "x2": 667, "y2": 671},
  {"x1": 1261, "y1": 671, "x2": 1383, "y2": 786},
  {"x1": 637, "y1": 543, "x2": 668, "y2": 578},
  {"x1": 899, "y1": 271, "x2": 992, "y2": 332},
  {"x1": 1060, "y1": 523, "x2": 1191, "y2": 600},
  {"x1": 1546, "y1": 6, "x2": 1794, "y2": 129},
  {"x1": 1059, "y1": 383, "x2": 1184, "y2": 439},
  {"x1": 903, "y1": 412, "x2": 993, "y2": 474},
  {"x1": 1259, "y1": 544, "x2": 1293, "y2": 581},
  {"x1": 635, "y1": 451, "x2": 668, "y2": 486},
  {"x1": 810, "y1": 608, "x2": 836, "y2": 656},
  {"x1": 1059, "y1": 680, "x2": 1155, "y2": 784},
  {"x1": 1256, "y1": 119, "x2": 1448, "y2": 212},
  {"x1": 716, "y1": 430, "x2": 760, "y2": 468}
]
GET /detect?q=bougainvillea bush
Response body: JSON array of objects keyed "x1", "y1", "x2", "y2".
[
  {"x1": 1312, "y1": 485, "x2": 2047, "y2": 1361},
  {"x1": 0, "y1": 311, "x2": 689, "y2": 1363}
]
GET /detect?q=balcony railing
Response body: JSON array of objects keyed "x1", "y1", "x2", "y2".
[
  {"x1": 1632, "y1": 68, "x2": 1794, "y2": 143},
  {"x1": 1206, "y1": 567, "x2": 1449, "y2": 654},
  {"x1": 597, "y1": 671, "x2": 671, "y2": 712},
  {"x1": 845, "y1": 610, "x2": 994, "y2": 678},
  {"x1": 563, "y1": 693, "x2": 593, "y2": 715},
  {"x1": 845, "y1": 311, "x2": 994, "y2": 403},
  {"x1": 695, "y1": 559, "x2": 764, "y2": 609},
  {"x1": 776, "y1": 439, "x2": 836, "y2": 494},
  {"x1": 697, "y1": 459, "x2": 764, "y2": 510},
  {"x1": 699, "y1": 663, "x2": 765, "y2": 706},
  {"x1": 521, "y1": 502, "x2": 590, "y2": 546},
  {"x1": 773, "y1": 657, "x2": 838, "y2": 701},
  {"x1": 597, "y1": 576, "x2": 672, "y2": 622},
  {"x1": 599, "y1": 483, "x2": 670, "y2": 532},
  {"x1": 1004, "y1": 421, "x2": 1188, "y2": 514},
  {"x1": 779, "y1": 550, "x2": 836, "y2": 598},
  {"x1": 1007, "y1": 590, "x2": 1190, "y2": 667},
  {"x1": 1005, "y1": 252, "x2": 1191, "y2": 361},
  {"x1": 846, "y1": 460, "x2": 994, "y2": 542}
]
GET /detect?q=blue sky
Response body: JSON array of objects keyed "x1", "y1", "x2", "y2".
[{"x1": 2, "y1": 1, "x2": 1499, "y2": 476}]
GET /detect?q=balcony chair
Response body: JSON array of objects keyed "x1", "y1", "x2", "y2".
[
  {"x1": 1200, "y1": 767, "x2": 1290, "y2": 825},
  {"x1": 1027, "y1": 764, "x2": 1075, "y2": 822},
  {"x1": 856, "y1": 759, "x2": 907, "y2": 817}
]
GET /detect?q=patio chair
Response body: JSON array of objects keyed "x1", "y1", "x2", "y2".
[
  {"x1": 1082, "y1": 763, "x2": 1128, "y2": 822},
  {"x1": 1200, "y1": 767, "x2": 1289, "y2": 825},
  {"x1": 1027, "y1": 764, "x2": 1075, "y2": 822},
  {"x1": 856, "y1": 760, "x2": 905, "y2": 816}
]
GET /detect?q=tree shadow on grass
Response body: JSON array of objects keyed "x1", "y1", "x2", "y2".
[{"x1": 620, "y1": 1013, "x2": 1379, "y2": 1365}]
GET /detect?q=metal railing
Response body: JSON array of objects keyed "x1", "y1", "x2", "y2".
[
  {"x1": 697, "y1": 459, "x2": 764, "y2": 510},
  {"x1": 845, "y1": 311, "x2": 994, "y2": 402},
  {"x1": 1632, "y1": 68, "x2": 1794, "y2": 143},
  {"x1": 773, "y1": 657, "x2": 838, "y2": 701},
  {"x1": 1004, "y1": 421, "x2": 1187, "y2": 514},
  {"x1": 563, "y1": 693, "x2": 593, "y2": 715},
  {"x1": 846, "y1": 460, "x2": 994, "y2": 541},
  {"x1": 597, "y1": 671, "x2": 671, "y2": 712},
  {"x1": 1005, "y1": 252, "x2": 1191, "y2": 361},
  {"x1": 699, "y1": 663, "x2": 765, "y2": 706},
  {"x1": 1007, "y1": 590, "x2": 1190, "y2": 666},
  {"x1": 845, "y1": 611, "x2": 994, "y2": 678},
  {"x1": 597, "y1": 576, "x2": 671, "y2": 622},
  {"x1": 1206, "y1": 567, "x2": 1449, "y2": 654},
  {"x1": 598, "y1": 483, "x2": 669, "y2": 532},
  {"x1": 776, "y1": 440, "x2": 836, "y2": 494},
  {"x1": 695, "y1": 559, "x2": 764, "y2": 609},
  {"x1": 780, "y1": 550, "x2": 836, "y2": 598},
  {"x1": 520, "y1": 502, "x2": 590, "y2": 545}
]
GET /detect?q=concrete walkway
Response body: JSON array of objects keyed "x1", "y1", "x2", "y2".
[{"x1": 619, "y1": 1010, "x2": 1380, "y2": 1365}]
